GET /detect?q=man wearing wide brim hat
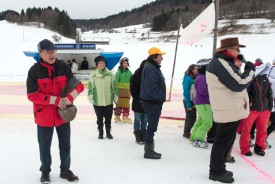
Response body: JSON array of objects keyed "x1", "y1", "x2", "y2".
[
  {"x1": 215, "y1": 37, "x2": 246, "y2": 53},
  {"x1": 206, "y1": 37, "x2": 255, "y2": 183}
]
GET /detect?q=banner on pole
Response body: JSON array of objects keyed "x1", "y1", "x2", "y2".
[{"x1": 179, "y1": 3, "x2": 215, "y2": 45}]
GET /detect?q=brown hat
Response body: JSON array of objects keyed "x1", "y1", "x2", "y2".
[{"x1": 215, "y1": 37, "x2": 246, "y2": 52}]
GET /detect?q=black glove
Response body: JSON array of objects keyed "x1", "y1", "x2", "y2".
[
  {"x1": 237, "y1": 54, "x2": 247, "y2": 63},
  {"x1": 244, "y1": 61, "x2": 255, "y2": 71}
]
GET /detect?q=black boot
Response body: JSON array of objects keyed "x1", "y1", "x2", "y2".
[
  {"x1": 209, "y1": 171, "x2": 234, "y2": 183},
  {"x1": 106, "y1": 126, "x2": 113, "y2": 139},
  {"x1": 98, "y1": 126, "x2": 103, "y2": 139},
  {"x1": 133, "y1": 130, "x2": 143, "y2": 144},
  {"x1": 254, "y1": 144, "x2": 265, "y2": 156},
  {"x1": 144, "y1": 142, "x2": 161, "y2": 159},
  {"x1": 60, "y1": 170, "x2": 79, "y2": 182},
  {"x1": 40, "y1": 172, "x2": 50, "y2": 184}
]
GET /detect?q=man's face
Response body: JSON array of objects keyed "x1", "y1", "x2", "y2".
[
  {"x1": 154, "y1": 54, "x2": 163, "y2": 64},
  {"x1": 40, "y1": 50, "x2": 56, "y2": 64}
]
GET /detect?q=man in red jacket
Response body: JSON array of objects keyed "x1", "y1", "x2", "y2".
[{"x1": 26, "y1": 39, "x2": 84, "y2": 183}]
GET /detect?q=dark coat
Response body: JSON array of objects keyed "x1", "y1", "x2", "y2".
[
  {"x1": 130, "y1": 60, "x2": 146, "y2": 112},
  {"x1": 81, "y1": 60, "x2": 89, "y2": 70},
  {"x1": 140, "y1": 58, "x2": 166, "y2": 104},
  {"x1": 248, "y1": 74, "x2": 273, "y2": 112}
]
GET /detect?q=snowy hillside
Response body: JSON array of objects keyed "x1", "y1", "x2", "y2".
[
  {"x1": 0, "y1": 18, "x2": 275, "y2": 88},
  {"x1": 1, "y1": 19, "x2": 275, "y2": 184}
]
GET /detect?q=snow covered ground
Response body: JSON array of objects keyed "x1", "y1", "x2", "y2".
[
  {"x1": 0, "y1": 19, "x2": 275, "y2": 184},
  {"x1": 1, "y1": 118, "x2": 275, "y2": 184}
]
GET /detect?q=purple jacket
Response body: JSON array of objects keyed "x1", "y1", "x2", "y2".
[{"x1": 194, "y1": 73, "x2": 210, "y2": 105}]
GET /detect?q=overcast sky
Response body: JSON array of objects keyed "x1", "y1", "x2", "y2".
[{"x1": 0, "y1": 0, "x2": 156, "y2": 19}]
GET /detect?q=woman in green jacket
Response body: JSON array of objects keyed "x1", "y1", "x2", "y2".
[
  {"x1": 114, "y1": 57, "x2": 133, "y2": 123},
  {"x1": 88, "y1": 56, "x2": 118, "y2": 139}
]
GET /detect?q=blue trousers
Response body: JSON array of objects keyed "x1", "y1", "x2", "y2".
[
  {"x1": 141, "y1": 101, "x2": 162, "y2": 143},
  {"x1": 133, "y1": 112, "x2": 147, "y2": 131},
  {"x1": 37, "y1": 123, "x2": 71, "y2": 174}
]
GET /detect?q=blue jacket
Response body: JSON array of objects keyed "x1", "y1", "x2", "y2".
[
  {"x1": 182, "y1": 74, "x2": 195, "y2": 108},
  {"x1": 140, "y1": 59, "x2": 166, "y2": 104}
]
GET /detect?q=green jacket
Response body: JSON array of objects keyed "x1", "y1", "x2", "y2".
[
  {"x1": 88, "y1": 68, "x2": 118, "y2": 106},
  {"x1": 115, "y1": 68, "x2": 132, "y2": 84}
]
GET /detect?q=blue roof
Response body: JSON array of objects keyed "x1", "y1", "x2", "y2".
[{"x1": 23, "y1": 51, "x2": 123, "y2": 70}]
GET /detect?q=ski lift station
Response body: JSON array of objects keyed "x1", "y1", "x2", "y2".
[{"x1": 23, "y1": 28, "x2": 123, "y2": 81}]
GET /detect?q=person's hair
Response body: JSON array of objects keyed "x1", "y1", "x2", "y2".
[
  {"x1": 118, "y1": 58, "x2": 129, "y2": 71},
  {"x1": 185, "y1": 64, "x2": 197, "y2": 79},
  {"x1": 147, "y1": 54, "x2": 158, "y2": 62}
]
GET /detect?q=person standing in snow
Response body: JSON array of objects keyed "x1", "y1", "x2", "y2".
[
  {"x1": 190, "y1": 59, "x2": 212, "y2": 149},
  {"x1": 114, "y1": 57, "x2": 133, "y2": 123},
  {"x1": 206, "y1": 37, "x2": 255, "y2": 183},
  {"x1": 239, "y1": 62, "x2": 273, "y2": 157},
  {"x1": 140, "y1": 47, "x2": 166, "y2": 159},
  {"x1": 87, "y1": 56, "x2": 118, "y2": 139},
  {"x1": 182, "y1": 64, "x2": 198, "y2": 138},
  {"x1": 130, "y1": 60, "x2": 148, "y2": 144},
  {"x1": 26, "y1": 39, "x2": 84, "y2": 183}
]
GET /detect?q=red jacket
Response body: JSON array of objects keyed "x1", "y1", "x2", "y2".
[{"x1": 27, "y1": 60, "x2": 84, "y2": 127}]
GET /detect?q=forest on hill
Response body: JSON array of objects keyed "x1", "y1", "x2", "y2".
[{"x1": 0, "y1": 0, "x2": 274, "y2": 38}]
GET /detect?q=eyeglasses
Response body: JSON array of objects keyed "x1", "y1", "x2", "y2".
[{"x1": 231, "y1": 48, "x2": 240, "y2": 52}]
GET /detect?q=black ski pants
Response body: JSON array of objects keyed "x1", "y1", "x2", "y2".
[
  {"x1": 209, "y1": 120, "x2": 240, "y2": 175},
  {"x1": 93, "y1": 104, "x2": 113, "y2": 128}
]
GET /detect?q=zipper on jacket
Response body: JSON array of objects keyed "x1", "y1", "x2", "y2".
[{"x1": 256, "y1": 79, "x2": 264, "y2": 111}]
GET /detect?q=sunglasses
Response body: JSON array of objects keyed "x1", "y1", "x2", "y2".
[{"x1": 231, "y1": 48, "x2": 240, "y2": 52}]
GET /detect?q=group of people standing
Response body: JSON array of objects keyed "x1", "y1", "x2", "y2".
[
  {"x1": 183, "y1": 37, "x2": 275, "y2": 183},
  {"x1": 27, "y1": 37, "x2": 274, "y2": 184},
  {"x1": 27, "y1": 38, "x2": 167, "y2": 183},
  {"x1": 87, "y1": 47, "x2": 166, "y2": 160}
]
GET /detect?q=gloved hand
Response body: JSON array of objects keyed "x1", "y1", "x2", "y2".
[
  {"x1": 63, "y1": 89, "x2": 79, "y2": 105},
  {"x1": 87, "y1": 94, "x2": 94, "y2": 104},
  {"x1": 237, "y1": 54, "x2": 247, "y2": 63},
  {"x1": 244, "y1": 61, "x2": 255, "y2": 71},
  {"x1": 113, "y1": 94, "x2": 119, "y2": 103},
  {"x1": 50, "y1": 96, "x2": 67, "y2": 109}
]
